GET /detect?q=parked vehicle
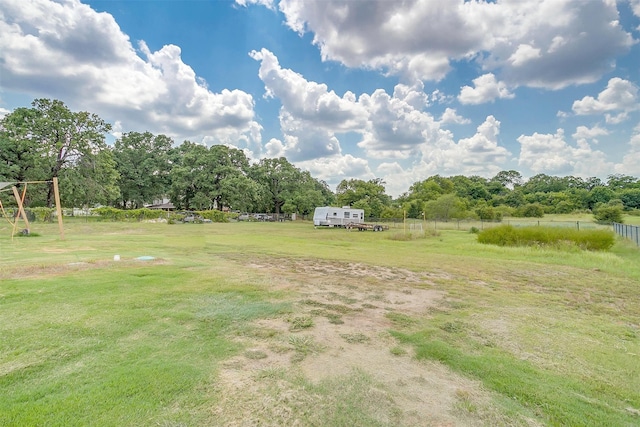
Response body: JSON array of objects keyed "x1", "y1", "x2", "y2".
[{"x1": 313, "y1": 206, "x2": 365, "y2": 227}]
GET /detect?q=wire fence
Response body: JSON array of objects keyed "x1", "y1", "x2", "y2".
[
  {"x1": 364, "y1": 218, "x2": 606, "y2": 232},
  {"x1": 613, "y1": 222, "x2": 640, "y2": 247}
]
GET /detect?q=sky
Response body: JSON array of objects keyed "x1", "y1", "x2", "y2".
[{"x1": 1, "y1": 0, "x2": 639, "y2": 197}]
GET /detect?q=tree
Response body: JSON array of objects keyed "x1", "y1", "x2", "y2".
[
  {"x1": 336, "y1": 178, "x2": 390, "y2": 218},
  {"x1": 113, "y1": 132, "x2": 174, "y2": 208},
  {"x1": 424, "y1": 194, "x2": 467, "y2": 221},
  {"x1": 587, "y1": 186, "x2": 615, "y2": 210},
  {"x1": 60, "y1": 149, "x2": 120, "y2": 207},
  {"x1": 521, "y1": 174, "x2": 568, "y2": 194},
  {"x1": 594, "y1": 203, "x2": 624, "y2": 224},
  {"x1": 168, "y1": 142, "x2": 211, "y2": 210},
  {"x1": 491, "y1": 170, "x2": 523, "y2": 190},
  {"x1": 0, "y1": 99, "x2": 112, "y2": 207},
  {"x1": 0, "y1": 107, "x2": 42, "y2": 185},
  {"x1": 250, "y1": 157, "x2": 301, "y2": 215},
  {"x1": 607, "y1": 174, "x2": 640, "y2": 191},
  {"x1": 619, "y1": 189, "x2": 640, "y2": 210}
]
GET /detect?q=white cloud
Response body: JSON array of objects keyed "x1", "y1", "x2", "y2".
[
  {"x1": 234, "y1": 0, "x2": 275, "y2": 10},
  {"x1": 0, "y1": 0, "x2": 261, "y2": 147},
  {"x1": 508, "y1": 44, "x2": 542, "y2": 67},
  {"x1": 273, "y1": 0, "x2": 633, "y2": 88},
  {"x1": 572, "y1": 125, "x2": 609, "y2": 142},
  {"x1": 296, "y1": 154, "x2": 375, "y2": 191},
  {"x1": 440, "y1": 108, "x2": 470, "y2": 125},
  {"x1": 458, "y1": 73, "x2": 514, "y2": 105},
  {"x1": 250, "y1": 48, "x2": 367, "y2": 132},
  {"x1": 614, "y1": 123, "x2": 640, "y2": 175},
  {"x1": 518, "y1": 129, "x2": 613, "y2": 176},
  {"x1": 572, "y1": 77, "x2": 639, "y2": 118},
  {"x1": 630, "y1": 0, "x2": 640, "y2": 18},
  {"x1": 250, "y1": 49, "x2": 513, "y2": 196}
]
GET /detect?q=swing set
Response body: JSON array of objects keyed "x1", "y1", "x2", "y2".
[{"x1": 0, "y1": 177, "x2": 65, "y2": 240}]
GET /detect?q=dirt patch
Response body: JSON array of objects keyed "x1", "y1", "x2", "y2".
[
  {"x1": 211, "y1": 257, "x2": 537, "y2": 426},
  {"x1": 0, "y1": 258, "x2": 167, "y2": 280}
]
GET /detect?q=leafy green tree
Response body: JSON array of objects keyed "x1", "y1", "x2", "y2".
[
  {"x1": 619, "y1": 189, "x2": 640, "y2": 210},
  {"x1": 521, "y1": 174, "x2": 569, "y2": 194},
  {"x1": 60, "y1": 149, "x2": 120, "y2": 207},
  {"x1": 250, "y1": 157, "x2": 302, "y2": 215},
  {"x1": 0, "y1": 107, "x2": 42, "y2": 184},
  {"x1": 0, "y1": 99, "x2": 112, "y2": 207},
  {"x1": 607, "y1": 174, "x2": 640, "y2": 191},
  {"x1": 336, "y1": 178, "x2": 390, "y2": 218},
  {"x1": 491, "y1": 170, "x2": 523, "y2": 190},
  {"x1": 587, "y1": 186, "x2": 615, "y2": 210},
  {"x1": 113, "y1": 132, "x2": 174, "y2": 208},
  {"x1": 424, "y1": 194, "x2": 467, "y2": 221},
  {"x1": 594, "y1": 203, "x2": 624, "y2": 224},
  {"x1": 168, "y1": 142, "x2": 211, "y2": 210}
]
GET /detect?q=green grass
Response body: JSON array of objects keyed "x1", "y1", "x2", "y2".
[{"x1": 1, "y1": 218, "x2": 639, "y2": 425}]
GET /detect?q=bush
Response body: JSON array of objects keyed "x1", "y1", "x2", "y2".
[
  {"x1": 593, "y1": 204, "x2": 624, "y2": 225},
  {"x1": 514, "y1": 203, "x2": 545, "y2": 218},
  {"x1": 477, "y1": 225, "x2": 615, "y2": 251},
  {"x1": 28, "y1": 207, "x2": 55, "y2": 222}
]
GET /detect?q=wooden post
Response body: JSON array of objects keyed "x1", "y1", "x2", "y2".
[
  {"x1": 53, "y1": 177, "x2": 65, "y2": 240},
  {"x1": 12, "y1": 186, "x2": 31, "y2": 234}
]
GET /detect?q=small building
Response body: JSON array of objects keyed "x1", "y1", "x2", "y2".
[{"x1": 313, "y1": 206, "x2": 364, "y2": 227}]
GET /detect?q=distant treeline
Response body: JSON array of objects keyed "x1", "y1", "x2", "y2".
[{"x1": 1, "y1": 99, "x2": 637, "y2": 224}]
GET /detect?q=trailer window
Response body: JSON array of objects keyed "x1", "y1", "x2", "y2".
[{"x1": 344, "y1": 212, "x2": 350, "y2": 218}]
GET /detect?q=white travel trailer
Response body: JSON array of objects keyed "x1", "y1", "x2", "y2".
[{"x1": 313, "y1": 206, "x2": 365, "y2": 227}]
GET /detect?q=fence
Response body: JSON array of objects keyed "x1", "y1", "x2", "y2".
[{"x1": 613, "y1": 222, "x2": 640, "y2": 247}]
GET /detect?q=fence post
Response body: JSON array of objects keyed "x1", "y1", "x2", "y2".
[{"x1": 577, "y1": 221, "x2": 580, "y2": 231}]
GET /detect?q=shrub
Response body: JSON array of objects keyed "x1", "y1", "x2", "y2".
[
  {"x1": 477, "y1": 225, "x2": 615, "y2": 251},
  {"x1": 593, "y1": 204, "x2": 624, "y2": 225},
  {"x1": 514, "y1": 203, "x2": 545, "y2": 218},
  {"x1": 28, "y1": 207, "x2": 55, "y2": 222},
  {"x1": 195, "y1": 210, "x2": 230, "y2": 223}
]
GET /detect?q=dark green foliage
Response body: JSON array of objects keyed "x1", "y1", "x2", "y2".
[
  {"x1": 477, "y1": 225, "x2": 615, "y2": 251},
  {"x1": 514, "y1": 203, "x2": 545, "y2": 218},
  {"x1": 593, "y1": 204, "x2": 624, "y2": 224},
  {"x1": 27, "y1": 207, "x2": 55, "y2": 222},
  {"x1": 93, "y1": 207, "x2": 165, "y2": 221}
]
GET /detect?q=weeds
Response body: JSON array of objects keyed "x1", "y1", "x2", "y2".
[{"x1": 477, "y1": 225, "x2": 615, "y2": 251}]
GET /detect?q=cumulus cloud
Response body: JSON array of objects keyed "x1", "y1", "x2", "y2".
[
  {"x1": 250, "y1": 48, "x2": 367, "y2": 132},
  {"x1": 0, "y1": 0, "x2": 261, "y2": 147},
  {"x1": 269, "y1": 0, "x2": 632, "y2": 88},
  {"x1": 572, "y1": 125, "x2": 609, "y2": 143},
  {"x1": 572, "y1": 77, "x2": 639, "y2": 121},
  {"x1": 250, "y1": 49, "x2": 513, "y2": 195},
  {"x1": 614, "y1": 123, "x2": 640, "y2": 175},
  {"x1": 296, "y1": 154, "x2": 375, "y2": 189},
  {"x1": 458, "y1": 73, "x2": 514, "y2": 105},
  {"x1": 440, "y1": 108, "x2": 470, "y2": 125},
  {"x1": 517, "y1": 129, "x2": 612, "y2": 176}
]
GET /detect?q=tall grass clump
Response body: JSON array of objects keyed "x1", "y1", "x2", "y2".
[{"x1": 477, "y1": 225, "x2": 615, "y2": 251}]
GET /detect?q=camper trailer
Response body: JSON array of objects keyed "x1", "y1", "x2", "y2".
[{"x1": 313, "y1": 206, "x2": 364, "y2": 227}]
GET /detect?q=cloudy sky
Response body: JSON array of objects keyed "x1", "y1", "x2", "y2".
[{"x1": 1, "y1": 0, "x2": 639, "y2": 196}]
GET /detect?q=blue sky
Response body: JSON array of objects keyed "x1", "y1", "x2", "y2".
[{"x1": 1, "y1": 0, "x2": 639, "y2": 196}]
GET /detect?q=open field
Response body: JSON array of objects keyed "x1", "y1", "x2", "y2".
[{"x1": 1, "y1": 218, "x2": 639, "y2": 426}]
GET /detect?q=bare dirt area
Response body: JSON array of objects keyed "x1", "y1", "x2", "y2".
[{"x1": 212, "y1": 257, "x2": 539, "y2": 427}]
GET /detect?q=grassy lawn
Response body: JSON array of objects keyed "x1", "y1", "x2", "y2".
[{"x1": 0, "y1": 218, "x2": 639, "y2": 426}]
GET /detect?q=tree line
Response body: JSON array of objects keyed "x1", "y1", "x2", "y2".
[{"x1": 1, "y1": 99, "x2": 638, "y2": 223}]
